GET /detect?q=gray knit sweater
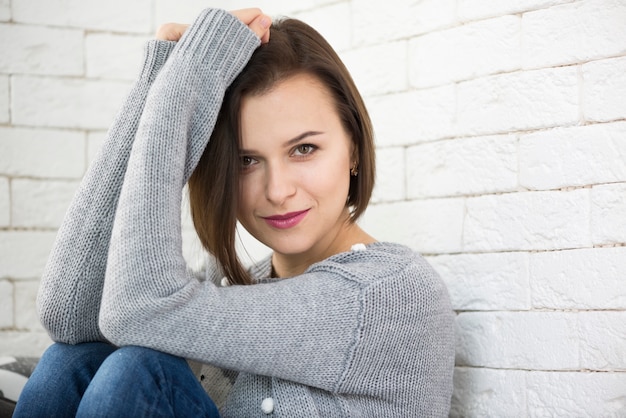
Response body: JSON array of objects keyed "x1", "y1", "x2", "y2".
[{"x1": 37, "y1": 9, "x2": 455, "y2": 417}]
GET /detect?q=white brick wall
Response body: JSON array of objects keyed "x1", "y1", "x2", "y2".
[
  {"x1": 12, "y1": 0, "x2": 153, "y2": 33},
  {"x1": 0, "y1": 24, "x2": 84, "y2": 76},
  {"x1": 0, "y1": 177, "x2": 9, "y2": 226},
  {"x1": 0, "y1": 75, "x2": 8, "y2": 123},
  {"x1": 85, "y1": 33, "x2": 151, "y2": 81},
  {"x1": 522, "y1": 0, "x2": 626, "y2": 68},
  {"x1": 12, "y1": 76, "x2": 131, "y2": 129},
  {"x1": 592, "y1": 183, "x2": 626, "y2": 244},
  {"x1": 520, "y1": 122, "x2": 626, "y2": 189},
  {"x1": 456, "y1": 67, "x2": 579, "y2": 136},
  {"x1": 1, "y1": 0, "x2": 624, "y2": 415},
  {"x1": 583, "y1": 56, "x2": 626, "y2": 121},
  {"x1": 0, "y1": 127, "x2": 85, "y2": 178},
  {"x1": 530, "y1": 247, "x2": 626, "y2": 309},
  {"x1": 409, "y1": 15, "x2": 521, "y2": 88}
]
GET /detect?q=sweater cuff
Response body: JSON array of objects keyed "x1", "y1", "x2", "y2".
[
  {"x1": 174, "y1": 8, "x2": 261, "y2": 85},
  {"x1": 140, "y1": 40, "x2": 177, "y2": 83}
]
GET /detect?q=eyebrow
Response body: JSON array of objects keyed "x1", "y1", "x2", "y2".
[{"x1": 240, "y1": 131, "x2": 324, "y2": 154}]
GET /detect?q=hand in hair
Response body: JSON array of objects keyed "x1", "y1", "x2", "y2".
[{"x1": 156, "y1": 8, "x2": 271, "y2": 43}]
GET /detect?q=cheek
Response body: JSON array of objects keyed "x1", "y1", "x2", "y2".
[{"x1": 305, "y1": 158, "x2": 351, "y2": 199}]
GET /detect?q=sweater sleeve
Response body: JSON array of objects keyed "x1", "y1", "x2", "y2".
[{"x1": 37, "y1": 39, "x2": 176, "y2": 344}]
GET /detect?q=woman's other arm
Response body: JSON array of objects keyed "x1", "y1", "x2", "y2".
[{"x1": 37, "y1": 40, "x2": 176, "y2": 344}]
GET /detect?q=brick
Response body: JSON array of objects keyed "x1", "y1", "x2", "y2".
[
  {"x1": 371, "y1": 147, "x2": 405, "y2": 203},
  {"x1": 522, "y1": 0, "x2": 626, "y2": 69},
  {"x1": 464, "y1": 189, "x2": 591, "y2": 251},
  {"x1": 456, "y1": 311, "x2": 579, "y2": 369},
  {"x1": 0, "y1": 127, "x2": 85, "y2": 178},
  {"x1": 409, "y1": 15, "x2": 521, "y2": 88},
  {"x1": 14, "y1": 280, "x2": 44, "y2": 331},
  {"x1": 352, "y1": 0, "x2": 456, "y2": 46},
  {"x1": 294, "y1": 2, "x2": 352, "y2": 52},
  {"x1": 0, "y1": 331, "x2": 52, "y2": 357},
  {"x1": 531, "y1": 247, "x2": 626, "y2": 310},
  {"x1": 12, "y1": 0, "x2": 152, "y2": 33},
  {"x1": 579, "y1": 312, "x2": 626, "y2": 370},
  {"x1": 457, "y1": 66, "x2": 579, "y2": 137},
  {"x1": 0, "y1": 24, "x2": 83, "y2": 76},
  {"x1": 86, "y1": 33, "x2": 150, "y2": 81},
  {"x1": 12, "y1": 75, "x2": 131, "y2": 130},
  {"x1": 87, "y1": 131, "x2": 106, "y2": 165},
  {"x1": 458, "y1": 0, "x2": 574, "y2": 21},
  {"x1": 0, "y1": 0, "x2": 9, "y2": 21},
  {"x1": 155, "y1": 0, "x2": 215, "y2": 25},
  {"x1": 366, "y1": 85, "x2": 455, "y2": 146},
  {"x1": 527, "y1": 371, "x2": 626, "y2": 416},
  {"x1": 520, "y1": 122, "x2": 626, "y2": 190},
  {"x1": 0, "y1": 231, "x2": 57, "y2": 279},
  {"x1": 407, "y1": 134, "x2": 518, "y2": 198},
  {"x1": 592, "y1": 183, "x2": 626, "y2": 245},
  {"x1": 360, "y1": 198, "x2": 464, "y2": 254},
  {"x1": 341, "y1": 40, "x2": 407, "y2": 97},
  {"x1": 450, "y1": 367, "x2": 527, "y2": 417},
  {"x1": 154, "y1": 0, "x2": 339, "y2": 26},
  {"x1": 583, "y1": 56, "x2": 626, "y2": 122},
  {"x1": 12, "y1": 179, "x2": 79, "y2": 228},
  {"x1": 0, "y1": 280, "x2": 13, "y2": 328},
  {"x1": 428, "y1": 252, "x2": 530, "y2": 310},
  {"x1": 0, "y1": 75, "x2": 8, "y2": 123},
  {"x1": 0, "y1": 177, "x2": 8, "y2": 227},
  {"x1": 257, "y1": 0, "x2": 340, "y2": 15}
]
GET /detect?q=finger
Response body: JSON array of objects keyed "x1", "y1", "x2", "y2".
[
  {"x1": 248, "y1": 13, "x2": 271, "y2": 44},
  {"x1": 155, "y1": 23, "x2": 189, "y2": 41},
  {"x1": 229, "y1": 8, "x2": 263, "y2": 26}
]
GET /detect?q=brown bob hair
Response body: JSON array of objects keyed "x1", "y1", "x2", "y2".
[{"x1": 188, "y1": 17, "x2": 375, "y2": 285}]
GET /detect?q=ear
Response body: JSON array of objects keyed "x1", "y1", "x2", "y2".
[
  {"x1": 350, "y1": 139, "x2": 359, "y2": 166},
  {"x1": 350, "y1": 141, "x2": 359, "y2": 176}
]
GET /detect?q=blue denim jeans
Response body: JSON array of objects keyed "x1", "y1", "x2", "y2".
[{"x1": 13, "y1": 342, "x2": 220, "y2": 417}]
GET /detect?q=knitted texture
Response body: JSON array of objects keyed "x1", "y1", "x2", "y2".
[
  {"x1": 37, "y1": 39, "x2": 176, "y2": 344},
  {"x1": 38, "y1": 8, "x2": 455, "y2": 417}
]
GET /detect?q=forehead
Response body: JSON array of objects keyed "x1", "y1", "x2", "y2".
[
  {"x1": 242, "y1": 72, "x2": 335, "y2": 111},
  {"x1": 239, "y1": 73, "x2": 344, "y2": 144}
]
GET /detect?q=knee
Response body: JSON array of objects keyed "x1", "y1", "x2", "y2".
[
  {"x1": 110, "y1": 346, "x2": 180, "y2": 368},
  {"x1": 82, "y1": 346, "x2": 187, "y2": 405},
  {"x1": 39, "y1": 342, "x2": 115, "y2": 371},
  {"x1": 97, "y1": 346, "x2": 185, "y2": 382},
  {"x1": 41, "y1": 342, "x2": 88, "y2": 360}
]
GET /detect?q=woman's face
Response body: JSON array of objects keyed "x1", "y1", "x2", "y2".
[{"x1": 237, "y1": 73, "x2": 355, "y2": 267}]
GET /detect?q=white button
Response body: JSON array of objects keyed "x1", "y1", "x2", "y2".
[
  {"x1": 351, "y1": 243, "x2": 367, "y2": 252},
  {"x1": 261, "y1": 397, "x2": 274, "y2": 414},
  {"x1": 220, "y1": 277, "x2": 230, "y2": 287}
]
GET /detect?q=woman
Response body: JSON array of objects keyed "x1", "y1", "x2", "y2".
[{"x1": 14, "y1": 8, "x2": 454, "y2": 417}]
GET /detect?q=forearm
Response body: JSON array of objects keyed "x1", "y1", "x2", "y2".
[
  {"x1": 101, "y1": 8, "x2": 259, "y2": 339},
  {"x1": 37, "y1": 40, "x2": 176, "y2": 344}
]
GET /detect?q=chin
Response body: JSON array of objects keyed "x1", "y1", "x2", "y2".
[{"x1": 264, "y1": 237, "x2": 314, "y2": 256}]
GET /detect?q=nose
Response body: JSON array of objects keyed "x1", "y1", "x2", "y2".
[{"x1": 264, "y1": 162, "x2": 296, "y2": 205}]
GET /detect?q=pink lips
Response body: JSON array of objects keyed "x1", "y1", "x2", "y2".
[{"x1": 262, "y1": 209, "x2": 309, "y2": 229}]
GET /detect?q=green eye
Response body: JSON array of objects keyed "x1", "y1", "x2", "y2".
[{"x1": 294, "y1": 144, "x2": 316, "y2": 156}]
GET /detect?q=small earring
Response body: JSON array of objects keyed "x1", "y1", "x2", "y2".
[{"x1": 350, "y1": 163, "x2": 358, "y2": 176}]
